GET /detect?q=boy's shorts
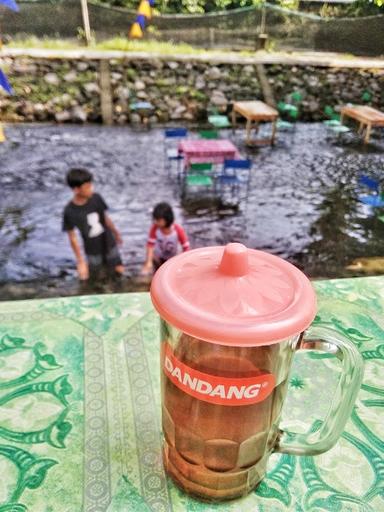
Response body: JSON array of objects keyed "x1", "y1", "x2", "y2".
[{"x1": 87, "y1": 245, "x2": 123, "y2": 274}]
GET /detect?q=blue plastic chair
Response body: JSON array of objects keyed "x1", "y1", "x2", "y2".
[
  {"x1": 358, "y1": 195, "x2": 384, "y2": 207},
  {"x1": 164, "y1": 127, "x2": 188, "y2": 175},
  {"x1": 358, "y1": 175, "x2": 380, "y2": 193},
  {"x1": 216, "y1": 159, "x2": 252, "y2": 202}
]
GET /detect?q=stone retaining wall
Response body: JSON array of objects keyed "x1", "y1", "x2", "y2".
[{"x1": 1, "y1": 53, "x2": 383, "y2": 124}]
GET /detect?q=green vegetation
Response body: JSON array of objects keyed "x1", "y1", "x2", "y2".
[
  {"x1": 7, "y1": 36, "x2": 256, "y2": 56},
  {"x1": 92, "y1": 0, "x2": 384, "y2": 16}
]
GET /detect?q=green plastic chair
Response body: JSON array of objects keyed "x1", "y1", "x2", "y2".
[
  {"x1": 199, "y1": 130, "x2": 219, "y2": 139},
  {"x1": 323, "y1": 105, "x2": 351, "y2": 134},
  {"x1": 277, "y1": 101, "x2": 299, "y2": 120},
  {"x1": 324, "y1": 105, "x2": 341, "y2": 123},
  {"x1": 208, "y1": 115, "x2": 231, "y2": 129},
  {"x1": 185, "y1": 162, "x2": 214, "y2": 189},
  {"x1": 329, "y1": 125, "x2": 351, "y2": 133},
  {"x1": 290, "y1": 91, "x2": 303, "y2": 103},
  {"x1": 276, "y1": 119, "x2": 294, "y2": 131}
]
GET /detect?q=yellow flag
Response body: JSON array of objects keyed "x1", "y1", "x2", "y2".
[
  {"x1": 129, "y1": 22, "x2": 143, "y2": 39},
  {"x1": 0, "y1": 124, "x2": 5, "y2": 143},
  {"x1": 138, "y1": 0, "x2": 152, "y2": 19}
]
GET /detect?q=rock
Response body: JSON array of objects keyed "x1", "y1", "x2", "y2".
[
  {"x1": 308, "y1": 100, "x2": 319, "y2": 113},
  {"x1": 168, "y1": 61, "x2": 179, "y2": 70},
  {"x1": 195, "y1": 77, "x2": 206, "y2": 90},
  {"x1": 77, "y1": 62, "x2": 89, "y2": 72},
  {"x1": 211, "y1": 90, "x2": 228, "y2": 108},
  {"x1": 130, "y1": 113, "x2": 141, "y2": 124},
  {"x1": 55, "y1": 110, "x2": 71, "y2": 122},
  {"x1": 60, "y1": 93, "x2": 73, "y2": 105},
  {"x1": 115, "y1": 86, "x2": 130, "y2": 100},
  {"x1": 64, "y1": 70, "x2": 78, "y2": 82},
  {"x1": 33, "y1": 103, "x2": 45, "y2": 113},
  {"x1": 111, "y1": 72, "x2": 122, "y2": 81},
  {"x1": 134, "y1": 80, "x2": 146, "y2": 91},
  {"x1": 165, "y1": 98, "x2": 180, "y2": 110},
  {"x1": 137, "y1": 90, "x2": 148, "y2": 99},
  {"x1": 71, "y1": 106, "x2": 87, "y2": 123},
  {"x1": 44, "y1": 73, "x2": 59, "y2": 86},
  {"x1": 148, "y1": 115, "x2": 158, "y2": 125},
  {"x1": 183, "y1": 111, "x2": 194, "y2": 121},
  {"x1": 170, "y1": 105, "x2": 187, "y2": 119},
  {"x1": 207, "y1": 66, "x2": 221, "y2": 80},
  {"x1": 84, "y1": 82, "x2": 100, "y2": 94}
]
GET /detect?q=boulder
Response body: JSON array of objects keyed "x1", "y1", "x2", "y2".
[
  {"x1": 64, "y1": 70, "x2": 78, "y2": 83},
  {"x1": 55, "y1": 110, "x2": 71, "y2": 122},
  {"x1": 134, "y1": 80, "x2": 146, "y2": 91},
  {"x1": 84, "y1": 82, "x2": 100, "y2": 95},
  {"x1": 44, "y1": 73, "x2": 59, "y2": 86},
  {"x1": 207, "y1": 66, "x2": 221, "y2": 80},
  {"x1": 71, "y1": 106, "x2": 87, "y2": 123},
  {"x1": 211, "y1": 90, "x2": 228, "y2": 108}
]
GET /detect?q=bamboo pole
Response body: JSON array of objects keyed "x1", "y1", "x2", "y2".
[{"x1": 80, "y1": 0, "x2": 92, "y2": 46}]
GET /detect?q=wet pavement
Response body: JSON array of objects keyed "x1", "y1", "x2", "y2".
[{"x1": 1, "y1": 122, "x2": 384, "y2": 300}]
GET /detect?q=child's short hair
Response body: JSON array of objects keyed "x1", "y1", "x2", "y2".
[
  {"x1": 153, "y1": 202, "x2": 174, "y2": 228},
  {"x1": 66, "y1": 168, "x2": 93, "y2": 189}
]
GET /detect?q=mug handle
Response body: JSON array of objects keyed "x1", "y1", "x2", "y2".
[{"x1": 276, "y1": 326, "x2": 364, "y2": 456}]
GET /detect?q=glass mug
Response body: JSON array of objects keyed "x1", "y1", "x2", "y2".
[{"x1": 151, "y1": 243, "x2": 364, "y2": 501}]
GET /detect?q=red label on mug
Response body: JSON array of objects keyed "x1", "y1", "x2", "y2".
[{"x1": 163, "y1": 344, "x2": 275, "y2": 406}]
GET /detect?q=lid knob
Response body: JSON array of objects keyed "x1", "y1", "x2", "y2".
[{"x1": 219, "y1": 243, "x2": 249, "y2": 277}]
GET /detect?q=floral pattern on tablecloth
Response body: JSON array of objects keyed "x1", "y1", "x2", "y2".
[{"x1": 0, "y1": 277, "x2": 383, "y2": 511}]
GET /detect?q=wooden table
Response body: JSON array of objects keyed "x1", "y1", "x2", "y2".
[
  {"x1": 178, "y1": 139, "x2": 239, "y2": 167},
  {"x1": 232, "y1": 100, "x2": 279, "y2": 146},
  {"x1": 340, "y1": 105, "x2": 384, "y2": 144}
]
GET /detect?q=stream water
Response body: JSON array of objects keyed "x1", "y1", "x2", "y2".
[{"x1": 1, "y1": 123, "x2": 383, "y2": 300}]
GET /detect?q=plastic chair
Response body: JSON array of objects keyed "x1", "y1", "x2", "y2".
[
  {"x1": 129, "y1": 101, "x2": 155, "y2": 128},
  {"x1": 164, "y1": 127, "x2": 188, "y2": 175},
  {"x1": 183, "y1": 162, "x2": 215, "y2": 198},
  {"x1": 216, "y1": 159, "x2": 252, "y2": 203},
  {"x1": 208, "y1": 114, "x2": 231, "y2": 129},
  {"x1": 199, "y1": 130, "x2": 219, "y2": 139},
  {"x1": 276, "y1": 119, "x2": 294, "y2": 131},
  {"x1": 322, "y1": 106, "x2": 351, "y2": 135},
  {"x1": 358, "y1": 194, "x2": 384, "y2": 207},
  {"x1": 277, "y1": 101, "x2": 299, "y2": 121},
  {"x1": 358, "y1": 175, "x2": 380, "y2": 193}
]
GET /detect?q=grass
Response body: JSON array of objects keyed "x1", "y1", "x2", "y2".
[
  {"x1": 7, "y1": 36, "x2": 232, "y2": 55},
  {"x1": 6, "y1": 36, "x2": 360, "y2": 62}
]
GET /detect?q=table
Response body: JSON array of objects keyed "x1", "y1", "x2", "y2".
[
  {"x1": 178, "y1": 139, "x2": 239, "y2": 167},
  {"x1": 232, "y1": 100, "x2": 279, "y2": 146},
  {"x1": 0, "y1": 276, "x2": 383, "y2": 511},
  {"x1": 340, "y1": 105, "x2": 384, "y2": 144}
]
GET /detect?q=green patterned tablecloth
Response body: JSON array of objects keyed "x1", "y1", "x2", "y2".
[{"x1": 0, "y1": 277, "x2": 383, "y2": 512}]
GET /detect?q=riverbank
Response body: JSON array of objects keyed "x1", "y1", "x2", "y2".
[{"x1": 1, "y1": 48, "x2": 383, "y2": 124}]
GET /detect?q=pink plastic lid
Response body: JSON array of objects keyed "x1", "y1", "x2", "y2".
[{"x1": 150, "y1": 243, "x2": 317, "y2": 346}]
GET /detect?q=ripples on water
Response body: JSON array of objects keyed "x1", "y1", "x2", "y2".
[{"x1": 0, "y1": 123, "x2": 383, "y2": 298}]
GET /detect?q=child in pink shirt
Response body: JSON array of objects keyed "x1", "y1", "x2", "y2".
[{"x1": 142, "y1": 202, "x2": 189, "y2": 274}]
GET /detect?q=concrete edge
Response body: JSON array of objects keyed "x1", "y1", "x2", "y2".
[{"x1": 1, "y1": 48, "x2": 384, "y2": 68}]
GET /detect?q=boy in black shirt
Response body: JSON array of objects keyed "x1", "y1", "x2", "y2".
[{"x1": 63, "y1": 168, "x2": 124, "y2": 280}]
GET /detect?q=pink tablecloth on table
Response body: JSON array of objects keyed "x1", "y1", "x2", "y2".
[{"x1": 178, "y1": 139, "x2": 240, "y2": 166}]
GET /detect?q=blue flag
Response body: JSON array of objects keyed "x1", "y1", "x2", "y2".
[
  {"x1": 136, "y1": 14, "x2": 146, "y2": 29},
  {"x1": 0, "y1": 69, "x2": 13, "y2": 94},
  {"x1": 0, "y1": 0, "x2": 19, "y2": 11},
  {"x1": 148, "y1": 0, "x2": 155, "y2": 6}
]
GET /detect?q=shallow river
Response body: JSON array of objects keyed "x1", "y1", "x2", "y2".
[{"x1": 1, "y1": 123, "x2": 384, "y2": 300}]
